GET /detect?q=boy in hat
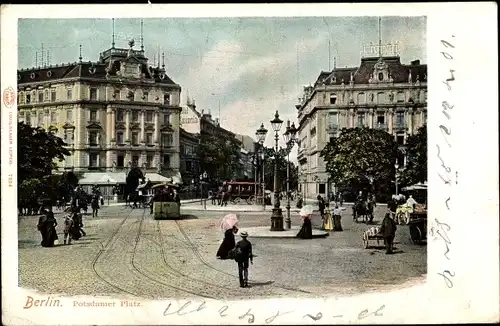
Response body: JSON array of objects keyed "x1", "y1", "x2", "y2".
[{"x1": 234, "y1": 231, "x2": 253, "y2": 288}]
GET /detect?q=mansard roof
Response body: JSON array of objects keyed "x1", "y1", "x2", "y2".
[
  {"x1": 18, "y1": 47, "x2": 178, "y2": 86},
  {"x1": 314, "y1": 56, "x2": 427, "y2": 86}
]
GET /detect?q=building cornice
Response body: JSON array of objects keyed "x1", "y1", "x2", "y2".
[
  {"x1": 298, "y1": 102, "x2": 427, "y2": 129},
  {"x1": 18, "y1": 100, "x2": 183, "y2": 111},
  {"x1": 17, "y1": 77, "x2": 181, "y2": 90}
]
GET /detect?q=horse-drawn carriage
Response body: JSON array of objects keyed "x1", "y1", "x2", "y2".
[
  {"x1": 352, "y1": 200, "x2": 375, "y2": 224},
  {"x1": 399, "y1": 183, "x2": 428, "y2": 244}
]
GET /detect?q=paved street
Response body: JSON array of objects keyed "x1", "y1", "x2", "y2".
[{"x1": 18, "y1": 205, "x2": 426, "y2": 300}]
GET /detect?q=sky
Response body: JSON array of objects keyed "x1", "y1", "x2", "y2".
[{"x1": 18, "y1": 17, "x2": 426, "y2": 156}]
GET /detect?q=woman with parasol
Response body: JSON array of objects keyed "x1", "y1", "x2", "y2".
[
  {"x1": 297, "y1": 205, "x2": 314, "y2": 239},
  {"x1": 217, "y1": 214, "x2": 239, "y2": 259}
]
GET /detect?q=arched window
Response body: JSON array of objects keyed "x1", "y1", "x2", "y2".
[
  {"x1": 329, "y1": 93, "x2": 337, "y2": 105},
  {"x1": 357, "y1": 92, "x2": 366, "y2": 104},
  {"x1": 378, "y1": 72, "x2": 384, "y2": 81},
  {"x1": 377, "y1": 92, "x2": 385, "y2": 104}
]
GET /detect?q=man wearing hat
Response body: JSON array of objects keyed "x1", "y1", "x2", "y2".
[{"x1": 234, "y1": 231, "x2": 253, "y2": 288}]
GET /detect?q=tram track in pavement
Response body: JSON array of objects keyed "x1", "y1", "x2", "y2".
[
  {"x1": 91, "y1": 209, "x2": 139, "y2": 297},
  {"x1": 174, "y1": 221, "x2": 313, "y2": 295}
]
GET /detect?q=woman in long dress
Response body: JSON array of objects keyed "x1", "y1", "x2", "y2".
[
  {"x1": 37, "y1": 207, "x2": 58, "y2": 247},
  {"x1": 297, "y1": 205, "x2": 313, "y2": 239},
  {"x1": 217, "y1": 225, "x2": 238, "y2": 259},
  {"x1": 322, "y1": 203, "x2": 334, "y2": 232}
]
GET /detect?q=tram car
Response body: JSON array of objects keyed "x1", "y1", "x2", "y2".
[
  {"x1": 227, "y1": 181, "x2": 262, "y2": 205},
  {"x1": 152, "y1": 183, "x2": 181, "y2": 220}
]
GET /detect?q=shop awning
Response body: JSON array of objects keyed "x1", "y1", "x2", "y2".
[{"x1": 78, "y1": 172, "x2": 127, "y2": 185}]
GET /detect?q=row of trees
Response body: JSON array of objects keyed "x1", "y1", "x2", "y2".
[
  {"x1": 197, "y1": 130, "x2": 299, "y2": 191},
  {"x1": 320, "y1": 125, "x2": 427, "y2": 202},
  {"x1": 18, "y1": 122, "x2": 77, "y2": 208}
]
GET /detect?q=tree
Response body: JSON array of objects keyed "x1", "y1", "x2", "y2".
[
  {"x1": 17, "y1": 122, "x2": 72, "y2": 205},
  {"x1": 400, "y1": 125, "x2": 427, "y2": 186},
  {"x1": 18, "y1": 122, "x2": 70, "y2": 183},
  {"x1": 259, "y1": 145, "x2": 298, "y2": 192},
  {"x1": 198, "y1": 131, "x2": 242, "y2": 181},
  {"x1": 320, "y1": 127, "x2": 399, "y2": 199}
]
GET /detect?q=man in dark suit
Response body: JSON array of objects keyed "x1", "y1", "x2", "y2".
[
  {"x1": 235, "y1": 231, "x2": 253, "y2": 288},
  {"x1": 380, "y1": 212, "x2": 397, "y2": 254}
]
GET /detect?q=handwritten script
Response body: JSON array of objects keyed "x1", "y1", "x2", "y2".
[
  {"x1": 162, "y1": 300, "x2": 386, "y2": 324},
  {"x1": 431, "y1": 36, "x2": 457, "y2": 289}
]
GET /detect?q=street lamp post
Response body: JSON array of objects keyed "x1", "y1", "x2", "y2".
[
  {"x1": 283, "y1": 121, "x2": 298, "y2": 230},
  {"x1": 395, "y1": 163, "x2": 400, "y2": 195},
  {"x1": 200, "y1": 171, "x2": 207, "y2": 209},
  {"x1": 255, "y1": 123, "x2": 268, "y2": 212},
  {"x1": 270, "y1": 111, "x2": 284, "y2": 231},
  {"x1": 107, "y1": 179, "x2": 110, "y2": 205}
]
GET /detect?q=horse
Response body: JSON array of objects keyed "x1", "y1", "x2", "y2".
[{"x1": 353, "y1": 201, "x2": 371, "y2": 224}]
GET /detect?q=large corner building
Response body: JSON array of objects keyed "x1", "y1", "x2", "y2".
[
  {"x1": 296, "y1": 46, "x2": 427, "y2": 200},
  {"x1": 17, "y1": 40, "x2": 183, "y2": 189}
]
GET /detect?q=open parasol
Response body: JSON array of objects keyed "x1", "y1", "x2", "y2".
[
  {"x1": 220, "y1": 213, "x2": 239, "y2": 231},
  {"x1": 299, "y1": 205, "x2": 314, "y2": 218}
]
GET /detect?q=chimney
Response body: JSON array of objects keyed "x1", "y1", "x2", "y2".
[{"x1": 411, "y1": 60, "x2": 420, "y2": 66}]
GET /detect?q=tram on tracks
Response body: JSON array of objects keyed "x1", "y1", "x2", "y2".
[
  {"x1": 152, "y1": 182, "x2": 181, "y2": 219},
  {"x1": 226, "y1": 181, "x2": 265, "y2": 205}
]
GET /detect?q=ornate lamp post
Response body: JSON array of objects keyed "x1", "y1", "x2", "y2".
[
  {"x1": 107, "y1": 179, "x2": 110, "y2": 206},
  {"x1": 255, "y1": 123, "x2": 268, "y2": 211},
  {"x1": 283, "y1": 121, "x2": 298, "y2": 229},
  {"x1": 395, "y1": 163, "x2": 400, "y2": 195},
  {"x1": 200, "y1": 171, "x2": 208, "y2": 209},
  {"x1": 269, "y1": 111, "x2": 284, "y2": 231}
]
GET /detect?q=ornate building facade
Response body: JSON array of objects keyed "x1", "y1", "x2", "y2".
[
  {"x1": 17, "y1": 40, "x2": 182, "y2": 179},
  {"x1": 179, "y1": 127, "x2": 200, "y2": 185},
  {"x1": 296, "y1": 51, "x2": 427, "y2": 200}
]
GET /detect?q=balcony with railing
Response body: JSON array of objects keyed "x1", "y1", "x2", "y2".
[
  {"x1": 327, "y1": 124, "x2": 339, "y2": 133},
  {"x1": 375, "y1": 123, "x2": 388, "y2": 131},
  {"x1": 393, "y1": 121, "x2": 407, "y2": 131}
]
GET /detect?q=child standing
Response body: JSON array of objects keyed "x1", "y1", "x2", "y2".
[{"x1": 63, "y1": 214, "x2": 74, "y2": 245}]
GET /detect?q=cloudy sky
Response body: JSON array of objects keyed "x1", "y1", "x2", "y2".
[{"x1": 18, "y1": 17, "x2": 426, "y2": 153}]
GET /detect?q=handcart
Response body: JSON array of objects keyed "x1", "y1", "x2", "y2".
[{"x1": 362, "y1": 226, "x2": 384, "y2": 249}]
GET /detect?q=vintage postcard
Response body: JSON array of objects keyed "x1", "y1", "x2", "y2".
[{"x1": 1, "y1": 3, "x2": 498, "y2": 325}]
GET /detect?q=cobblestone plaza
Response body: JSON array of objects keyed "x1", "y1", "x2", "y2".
[{"x1": 18, "y1": 205, "x2": 426, "y2": 300}]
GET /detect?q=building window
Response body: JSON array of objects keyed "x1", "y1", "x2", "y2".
[
  {"x1": 26, "y1": 93, "x2": 31, "y2": 104},
  {"x1": 329, "y1": 94, "x2": 337, "y2": 105},
  {"x1": 38, "y1": 113, "x2": 44, "y2": 126},
  {"x1": 318, "y1": 183, "x2": 326, "y2": 194},
  {"x1": 143, "y1": 91, "x2": 149, "y2": 101},
  {"x1": 146, "y1": 154, "x2": 153, "y2": 167},
  {"x1": 38, "y1": 91, "x2": 44, "y2": 103},
  {"x1": 163, "y1": 113, "x2": 171, "y2": 125},
  {"x1": 117, "y1": 155, "x2": 124, "y2": 167},
  {"x1": 50, "y1": 111, "x2": 57, "y2": 123},
  {"x1": 116, "y1": 131, "x2": 124, "y2": 144},
  {"x1": 397, "y1": 91, "x2": 404, "y2": 102},
  {"x1": 88, "y1": 131, "x2": 98, "y2": 145},
  {"x1": 146, "y1": 133, "x2": 153, "y2": 145},
  {"x1": 377, "y1": 92, "x2": 385, "y2": 103},
  {"x1": 328, "y1": 113, "x2": 338, "y2": 127},
  {"x1": 66, "y1": 110, "x2": 73, "y2": 121},
  {"x1": 90, "y1": 110, "x2": 97, "y2": 121},
  {"x1": 44, "y1": 89, "x2": 49, "y2": 101},
  {"x1": 90, "y1": 88, "x2": 97, "y2": 101},
  {"x1": 132, "y1": 155, "x2": 139, "y2": 166},
  {"x1": 396, "y1": 134, "x2": 405, "y2": 145},
  {"x1": 396, "y1": 112, "x2": 405, "y2": 126},
  {"x1": 132, "y1": 132, "x2": 139, "y2": 145},
  {"x1": 329, "y1": 137, "x2": 334, "y2": 143},
  {"x1": 89, "y1": 153, "x2": 99, "y2": 167},
  {"x1": 357, "y1": 93, "x2": 365, "y2": 104},
  {"x1": 163, "y1": 155, "x2": 171, "y2": 168},
  {"x1": 377, "y1": 115, "x2": 385, "y2": 124},
  {"x1": 357, "y1": 114, "x2": 365, "y2": 127},
  {"x1": 25, "y1": 113, "x2": 31, "y2": 125},
  {"x1": 161, "y1": 133, "x2": 173, "y2": 147},
  {"x1": 51, "y1": 89, "x2": 56, "y2": 102},
  {"x1": 378, "y1": 72, "x2": 384, "y2": 81},
  {"x1": 64, "y1": 129, "x2": 74, "y2": 145},
  {"x1": 116, "y1": 109, "x2": 124, "y2": 122},
  {"x1": 132, "y1": 111, "x2": 139, "y2": 122},
  {"x1": 146, "y1": 111, "x2": 153, "y2": 122},
  {"x1": 163, "y1": 94, "x2": 171, "y2": 105},
  {"x1": 67, "y1": 89, "x2": 72, "y2": 101}
]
